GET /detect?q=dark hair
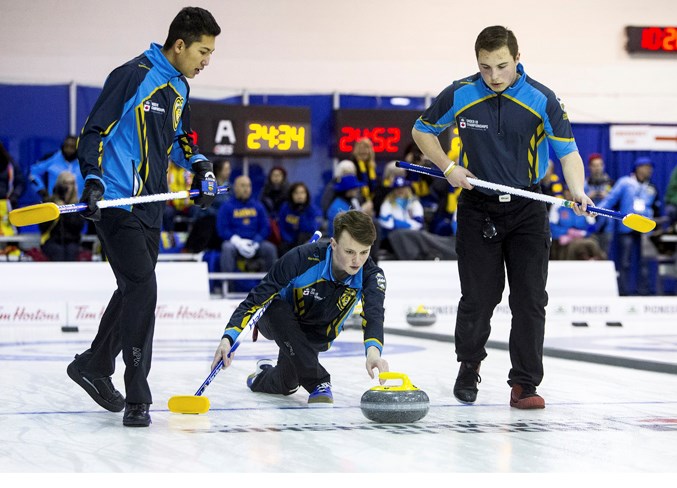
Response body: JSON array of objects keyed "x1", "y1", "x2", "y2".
[
  {"x1": 288, "y1": 181, "x2": 310, "y2": 204},
  {"x1": 333, "y1": 210, "x2": 376, "y2": 246},
  {"x1": 163, "y1": 7, "x2": 221, "y2": 50},
  {"x1": 475, "y1": 26, "x2": 519, "y2": 59}
]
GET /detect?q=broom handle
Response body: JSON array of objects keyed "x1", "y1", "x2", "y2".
[
  {"x1": 58, "y1": 185, "x2": 230, "y2": 215},
  {"x1": 396, "y1": 161, "x2": 623, "y2": 221}
]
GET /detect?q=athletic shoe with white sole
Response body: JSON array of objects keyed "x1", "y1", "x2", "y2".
[
  {"x1": 307, "y1": 382, "x2": 333, "y2": 407},
  {"x1": 246, "y1": 359, "x2": 274, "y2": 389}
]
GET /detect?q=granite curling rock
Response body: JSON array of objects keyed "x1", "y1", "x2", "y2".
[
  {"x1": 406, "y1": 304, "x2": 436, "y2": 326},
  {"x1": 360, "y1": 372, "x2": 430, "y2": 423}
]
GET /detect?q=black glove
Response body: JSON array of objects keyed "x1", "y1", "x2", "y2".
[
  {"x1": 190, "y1": 160, "x2": 217, "y2": 209},
  {"x1": 80, "y1": 179, "x2": 104, "y2": 221}
]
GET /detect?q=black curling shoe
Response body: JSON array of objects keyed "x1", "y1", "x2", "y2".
[
  {"x1": 123, "y1": 403, "x2": 151, "y2": 427},
  {"x1": 453, "y1": 361, "x2": 482, "y2": 404},
  {"x1": 67, "y1": 356, "x2": 125, "y2": 412}
]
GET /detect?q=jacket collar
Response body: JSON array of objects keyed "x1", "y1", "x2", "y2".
[
  {"x1": 480, "y1": 62, "x2": 526, "y2": 94},
  {"x1": 144, "y1": 43, "x2": 182, "y2": 79}
]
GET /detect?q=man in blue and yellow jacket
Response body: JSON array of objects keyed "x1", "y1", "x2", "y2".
[
  {"x1": 413, "y1": 25, "x2": 593, "y2": 410},
  {"x1": 67, "y1": 7, "x2": 221, "y2": 428},
  {"x1": 212, "y1": 210, "x2": 389, "y2": 406}
]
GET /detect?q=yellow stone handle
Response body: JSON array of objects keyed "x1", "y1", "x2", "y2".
[{"x1": 373, "y1": 372, "x2": 418, "y2": 391}]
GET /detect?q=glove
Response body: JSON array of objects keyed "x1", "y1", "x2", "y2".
[
  {"x1": 80, "y1": 179, "x2": 104, "y2": 221},
  {"x1": 230, "y1": 235, "x2": 249, "y2": 258},
  {"x1": 190, "y1": 160, "x2": 217, "y2": 209},
  {"x1": 240, "y1": 239, "x2": 257, "y2": 259}
]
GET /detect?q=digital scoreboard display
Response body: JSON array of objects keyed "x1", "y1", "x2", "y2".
[
  {"x1": 333, "y1": 108, "x2": 451, "y2": 160},
  {"x1": 626, "y1": 26, "x2": 677, "y2": 54},
  {"x1": 190, "y1": 103, "x2": 312, "y2": 157}
]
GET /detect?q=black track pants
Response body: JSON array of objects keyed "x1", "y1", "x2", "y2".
[
  {"x1": 250, "y1": 299, "x2": 330, "y2": 395},
  {"x1": 455, "y1": 191, "x2": 550, "y2": 387},
  {"x1": 75, "y1": 208, "x2": 160, "y2": 404}
]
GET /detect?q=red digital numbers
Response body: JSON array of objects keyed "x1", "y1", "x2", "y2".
[
  {"x1": 640, "y1": 27, "x2": 677, "y2": 51},
  {"x1": 338, "y1": 126, "x2": 401, "y2": 153}
]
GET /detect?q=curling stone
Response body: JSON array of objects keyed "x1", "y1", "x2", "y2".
[
  {"x1": 406, "y1": 304, "x2": 436, "y2": 326},
  {"x1": 360, "y1": 372, "x2": 430, "y2": 423}
]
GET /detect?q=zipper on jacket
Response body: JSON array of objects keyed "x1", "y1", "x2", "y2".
[{"x1": 497, "y1": 94, "x2": 502, "y2": 136}]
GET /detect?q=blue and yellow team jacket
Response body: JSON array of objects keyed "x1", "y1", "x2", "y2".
[
  {"x1": 223, "y1": 241, "x2": 386, "y2": 354},
  {"x1": 78, "y1": 43, "x2": 208, "y2": 228},
  {"x1": 414, "y1": 63, "x2": 578, "y2": 193}
]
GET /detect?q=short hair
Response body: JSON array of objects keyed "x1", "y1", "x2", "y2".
[
  {"x1": 333, "y1": 210, "x2": 376, "y2": 246},
  {"x1": 163, "y1": 7, "x2": 221, "y2": 50},
  {"x1": 475, "y1": 26, "x2": 519, "y2": 59}
]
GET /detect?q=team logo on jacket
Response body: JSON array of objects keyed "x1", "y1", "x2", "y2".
[
  {"x1": 376, "y1": 272, "x2": 386, "y2": 292},
  {"x1": 143, "y1": 100, "x2": 166, "y2": 115},
  {"x1": 557, "y1": 97, "x2": 569, "y2": 120},
  {"x1": 173, "y1": 96, "x2": 184, "y2": 131},
  {"x1": 458, "y1": 117, "x2": 488, "y2": 131},
  {"x1": 303, "y1": 287, "x2": 324, "y2": 301},
  {"x1": 337, "y1": 288, "x2": 357, "y2": 311}
]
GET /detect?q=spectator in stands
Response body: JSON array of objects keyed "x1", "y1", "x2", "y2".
[
  {"x1": 585, "y1": 152, "x2": 615, "y2": 256},
  {"x1": 163, "y1": 160, "x2": 200, "y2": 232},
  {"x1": 0, "y1": 142, "x2": 25, "y2": 256},
  {"x1": 29, "y1": 135, "x2": 84, "y2": 200},
  {"x1": 549, "y1": 187, "x2": 597, "y2": 260},
  {"x1": 183, "y1": 158, "x2": 231, "y2": 253},
  {"x1": 372, "y1": 160, "x2": 406, "y2": 217},
  {"x1": 260, "y1": 166, "x2": 289, "y2": 219},
  {"x1": 378, "y1": 176, "x2": 456, "y2": 260},
  {"x1": 350, "y1": 137, "x2": 378, "y2": 201},
  {"x1": 217, "y1": 175, "x2": 277, "y2": 276},
  {"x1": 565, "y1": 237, "x2": 607, "y2": 261},
  {"x1": 540, "y1": 159, "x2": 564, "y2": 206},
  {"x1": 585, "y1": 153, "x2": 613, "y2": 204},
  {"x1": 277, "y1": 182, "x2": 323, "y2": 256},
  {"x1": 378, "y1": 176, "x2": 424, "y2": 235},
  {"x1": 0, "y1": 141, "x2": 25, "y2": 212},
  {"x1": 321, "y1": 159, "x2": 358, "y2": 216},
  {"x1": 598, "y1": 157, "x2": 660, "y2": 295},
  {"x1": 39, "y1": 171, "x2": 85, "y2": 261},
  {"x1": 326, "y1": 174, "x2": 365, "y2": 237},
  {"x1": 430, "y1": 186, "x2": 462, "y2": 237}
]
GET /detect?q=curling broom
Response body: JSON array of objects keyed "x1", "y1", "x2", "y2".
[
  {"x1": 395, "y1": 161, "x2": 656, "y2": 233},
  {"x1": 9, "y1": 185, "x2": 230, "y2": 227}
]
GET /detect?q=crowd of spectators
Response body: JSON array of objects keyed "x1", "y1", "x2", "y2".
[{"x1": 2, "y1": 136, "x2": 677, "y2": 296}]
